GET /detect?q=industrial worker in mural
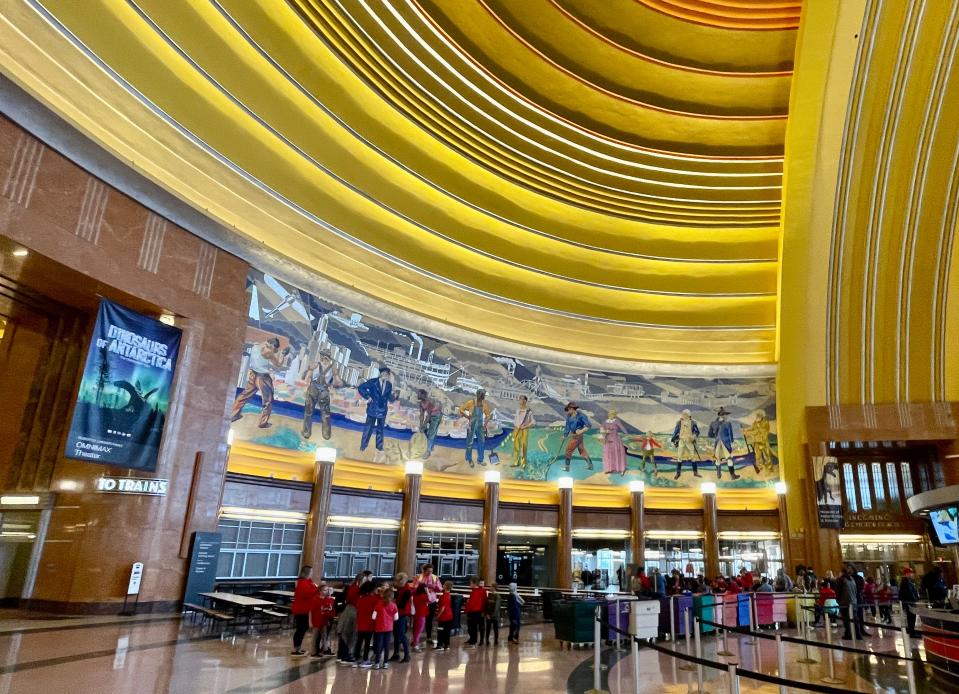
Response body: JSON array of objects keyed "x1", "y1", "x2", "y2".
[
  {"x1": 459, "y1": 389, "x2": 492, "y2": 467},
  {"x1": 301, "y1": 351, "x2": 343, "y2": 440},
  {"x1": 231, "y1": 337, "x2": 290, "y2": 428},
  {"x1": 708, "y1": 407, "x2": 741, "y2": 480},
  {"x1": 357, "y1": 365, "x2": 399, "y2": 452},
  {"x1": 511, "y1": 395, "x2": 534, "y2": 468},
  {"x1": 562, "y1": 402, "x2": 594, "y2": 473},
  {"x1": 417, "y1": 389, "x2": 443, "y2": 458},
  {"x1": 671, "y1": 409, "x2": 701, "y2": 479},
  {"x1": 744, "y1": 411, "x2": 774, "y2": 472}
]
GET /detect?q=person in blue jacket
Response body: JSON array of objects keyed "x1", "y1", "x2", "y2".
[
  {"x1": 357, "y1": 365, "x2": 399, "y2": 452},
  {"x1": 708, "y1": 407, "x2": 740, "y2": 480}
]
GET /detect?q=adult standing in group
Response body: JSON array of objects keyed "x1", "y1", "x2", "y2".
[
  {"x1": 511, "y1": 395, "x2": 534, "y2": 468},
  {"x1": 837, "y1": 565, "x2": 864, "y2": 640},
  {"x1": 391, "y1": 573, "x2": 413, "y2": 663},
  {"x1": 291, "y1": 565, "x2": 319, "y2": 656},
  {"x1": 600, "y1": 409, "x2": 628, "y2": 476},
  {"x1": 899, "y1": 567, "x2": 920, "y2": 637},
  {"x1": 459, "y1": 389, "x2": 492, "y2": 467},
  {"x1": 561, "y1": 402, "x2": 594, "y2": 473},
  {"x1": 413, "y1": 563, "x2": 442, "y2": 646},
  {"x1": 671, "y1": 409, "x2": 701, "y2": 479},
  {"x1": 337, "y1": 571, "x2": 371, "y2": 664},
  {"x1": 357, "y1": 365, "x2": 399, "y2": 452}
]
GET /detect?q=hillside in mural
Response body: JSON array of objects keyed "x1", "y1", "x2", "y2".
[{"x1": 228, "y1": 271, "x2": 778, "y2": 489}]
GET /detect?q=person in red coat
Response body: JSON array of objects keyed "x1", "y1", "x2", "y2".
[
  {"x1": 291, "y1": 566, "x2": 318, "y2": 656},
  {"x1": 411, "y1": 583, "x2": 430, "y2": 651},
  {"x1": 310, "y1": 584, "x2": 336, "y2": 657},
  {"x1": 352, "y1": 581, "x2": 381, "y2": 667},
  {"x1": 435, "y1": 581, "x2": 454, "y2": 650},
  {"x1": 372, "y1": 589, "x2": 399, "y2": 669},
  {"x1": 391, "y1": 574, "x2": 413, "y2": 662},
  {"x1": 464, "y1": 576, "x2": 488, "y2": 646}
]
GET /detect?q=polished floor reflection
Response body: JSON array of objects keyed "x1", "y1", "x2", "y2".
[{"x1": 0, "y1": 611, "x2": 941, "y2": 693}]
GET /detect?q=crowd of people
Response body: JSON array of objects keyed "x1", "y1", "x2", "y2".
[
  {"x1": 619, "y1": 561, "x2": 950, "y2": 640},
  {"x1": 290, "y1": 563, "x2": 527, "y2": 668}
]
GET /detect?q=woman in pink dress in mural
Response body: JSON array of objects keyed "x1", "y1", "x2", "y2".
[{"x1": 600, "y1": 410, "x2": 627, "y2": 475}]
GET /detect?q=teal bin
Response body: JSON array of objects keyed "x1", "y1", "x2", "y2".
[
  {"x1": 693, "y1": 594, "x2": 716, "y2": 634},
  {"x1": 553, "y1": 599, "x2": 603, "y2": 645}
]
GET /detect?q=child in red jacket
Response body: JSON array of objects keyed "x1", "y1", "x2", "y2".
[
  {"x1": 352, "y1": 581, "x2": 381, "y2": 667},
  {"x1": 310, "y1": 584, "x2": 336, "y2": 657},
  {"x1": 435, "y1": 581, "x2": 454, "y2": 650},
  {"x1": 464, "y1": 576, "x2": 488, "y2": 646},
  {"x1": 411, "y1": 584, "x2": 430, "y2": 651},
  {"x1": 372, "y1": 589, "x2": 399, "y2": 669}
]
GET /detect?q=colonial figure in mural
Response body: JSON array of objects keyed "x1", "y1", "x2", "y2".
[
  {"x1": 600, "y1": 410, "x2": 627, "y2": 476},
  {"x1": 301, "y1": 351, "x2": 343, "y2": 440},
  {"x1": 636, "y1": 431, "x2": 661, "y2": 474},
  {"x1": 459, "y1": 388, "x2": 492, "y2": 467},
  {"x1": 708, "y1": 407, "x2": 740, "y2": 480},
  {"x1": 671, "y1": 409, "x2": 701, "y2": 479},
  {"x1": 357, "y1": 365, "x2": 399, "y2": 452},
  {"x1": 511, "y1": 395, "x2": 533, "y2": 468},
  {"x1": 231, "y1": 337, "x2": 290, "y2": 428},
  {"x1": 562, "y1": 402, "x2": 594, "y2": 473},
  {"x1": 417, "y1": 389, "x2": 443, "y2": 458},
  {"x1": 744, "y1": 411, "x2": 774, "y2": 472}
]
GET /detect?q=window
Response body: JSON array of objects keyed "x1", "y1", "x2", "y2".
[
  {"x1": 843, "y1": 463, "x2": 858, "y2": 513},
  {"x1": 917, "y1": 464, "x2": 932, "y2": 493},
  {"x1": 415, "y1": 530, "x2": 479, "y2": 580},
  {"x1": 858, "y1": 463, "x2": 872, "y2": 510},
  {"x1": 901, "y1": 462, "x2": 915, "y2": 498},
  {"x1": 217, "y1": 519, "x2": 305, "y2": 579},
  {"x1": 934, "y1": 462, "x2": 946, "y2": 488},
  {"x1": 871, "y1": 462, "x2": 885, "y2": 509},
  {"x1": 323, "y1": 526, "x2": 398, "y2": 580},
  {"x1": 644, "y1": 538, "x2": 705, "y2": 578},
  {"x1": 886, "y1": 462, "x2": 900, "y2": 507}
]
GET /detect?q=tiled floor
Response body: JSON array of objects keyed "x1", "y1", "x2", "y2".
[{"x1": 0, "y1": 612, "x2": 946, "y2": 693}]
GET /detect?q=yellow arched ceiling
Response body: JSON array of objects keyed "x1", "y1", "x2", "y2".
[{"x1": 0, "y1": 0, "x2": 799, "y2": 364}]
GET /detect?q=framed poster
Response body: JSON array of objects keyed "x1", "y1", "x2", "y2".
[
  {"x1": 64, "y1": 299, "x2": 181, "y2": 471},
  {"x1": 813, "y1": 455, "x2": 844, "y2": 529}
]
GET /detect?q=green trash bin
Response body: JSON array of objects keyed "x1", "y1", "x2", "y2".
[
  {"x1": 693, "y1": 594, "x2": 717, "y2": 634},
  {"x1": 553, "y1": 599, "x2": 603, "y2": 647}
]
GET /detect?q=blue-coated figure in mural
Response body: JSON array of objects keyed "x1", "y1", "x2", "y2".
[
  {"x1": 708, "y1": 407, "x2": 740, "y2": 480},
  {"x1": 458, "y1": 389, "x2": 492, "y2": 467},
  {"x1": 357, "y1": 366, "x2": 399, "y2": 452}
]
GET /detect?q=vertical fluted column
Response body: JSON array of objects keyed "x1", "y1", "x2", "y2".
[
  {"x1": 302, "y1": 447, "x2": 337, "y2": 575},
  {"x1": 397, "y1": 460, "x2": 423, "y2": 577},
  {"x1": 629, "y1": 480, "x2": 646, "y2": 568},
  {"x1": 702, "y1": 482, "x2": 719, "y2": 579},
  {"x1": 557, "y1": 476, "x2": 574, "y2": 589},
  {"x1": 480, "y1": 470, "x2": 500, "y2": 586},
  {"x1": 775, "y1": 481, "x2": 792, "y2": 576}
]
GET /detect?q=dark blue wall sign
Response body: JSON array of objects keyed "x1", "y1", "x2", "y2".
[
  {"x1": 184, "y1": 532, "x2": 222, "y2": 606},
  {"x1": 64, "y1": 299, "x2": 181, "y2": 472}
]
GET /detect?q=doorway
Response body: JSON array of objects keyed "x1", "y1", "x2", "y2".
[
  {"x1": 0, "y1": 510, "x2": 43, "y2": 606},
  {"x1": 497, "y1": 544, "x2": 548, "y2": 586}
]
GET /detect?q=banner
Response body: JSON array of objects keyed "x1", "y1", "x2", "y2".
[
  {"x1": 813, "y1": 455, "x2": 844, "y2": 529},
  {"x1": 64, "y1": 299, "x2": 181, "y2": 471}
]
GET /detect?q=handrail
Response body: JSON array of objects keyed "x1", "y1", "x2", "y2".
[{"x1": 596, "y1": 615, "x2": 866, "y2": 694}]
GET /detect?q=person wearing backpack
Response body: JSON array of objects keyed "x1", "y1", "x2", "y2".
[
  {"x1": 390, "y1": 573, "x2": 413, "y2": 663},
  {"x1": 480, "y1": 583, "x2": 502, "y2": 646}
]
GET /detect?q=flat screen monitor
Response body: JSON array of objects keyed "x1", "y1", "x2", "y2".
[{"x1": 930, "y1": 507, "x2": 959, "y2": 545}]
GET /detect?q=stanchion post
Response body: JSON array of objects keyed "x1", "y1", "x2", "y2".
[
  {"x1": 848, "y1": 604, "x2": 857, "y2": 648},
  {"x1": 717, "y1": 597, "x2": 735, "y2": 658},
  {"x1": 631, "y1": 635, "x2": 641, "y2": 694},
  {"x1": 902, "y1": 624, "x2": 917, "y2": 694},
  {"x1": 727, "y1": 663, "x2": 740, "y2": 694},
  {"x1": 746, "y1": 593, "x2": 756, "y2": 645},
  {"x1": 775, "y1": 634, "x2": 787, "y2": 694},
  {"x1": 679, "y1": 607, "x2": 695, "y2": 671},
  {"x1": 821, "y1": 613, "x2": 843, "y2": 684},
  {"x1": 669, "y1": 596, "x2": 676, "y2": 642},
  {"x1": 796, "y1": 594, "x2": 805, "y2": 638},
  {"x1": 594, "y1": 606, "x2": 602, "y2": 693},
  {"x1": 797, "y1": 596, "x2": 817, "y2": 664},
  {"x1": 694, "y1": 616, "x2": 705, "y2": 694}
]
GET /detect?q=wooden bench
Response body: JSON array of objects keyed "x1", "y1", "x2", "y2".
[{"x1": 182, "y1": 602, "x2": 233, "y2": 628}]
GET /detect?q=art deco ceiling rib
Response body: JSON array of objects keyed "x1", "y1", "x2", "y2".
[{"x1": 0, "y1": 0, "x2": 798, "y2": 364}]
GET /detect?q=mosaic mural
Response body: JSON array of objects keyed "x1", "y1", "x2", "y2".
[{"x1": 229, "y1": 271, "x2": 779, "y2": 488}]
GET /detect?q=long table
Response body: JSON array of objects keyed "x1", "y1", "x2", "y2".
[{"x1": 198, "y1": 592, "x2": 280, "y2": 631}]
